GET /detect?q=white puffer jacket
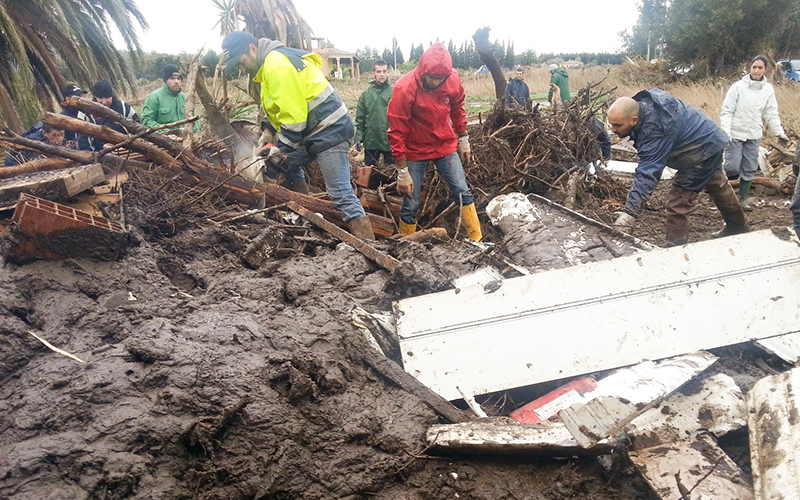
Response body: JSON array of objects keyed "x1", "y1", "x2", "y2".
[{"x1": 720, "y1": 74, "x2": 785, "y2": 141}]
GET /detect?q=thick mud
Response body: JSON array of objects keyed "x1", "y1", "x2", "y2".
[{"x1": 0, "y1": 178, "x2": 795, "y2": 499}]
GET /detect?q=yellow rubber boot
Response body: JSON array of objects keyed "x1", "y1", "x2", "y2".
[
  {"x1": 461, "y1": 203, "x2": 483, "y2": 241},
  {"x1": 399, "y1": 220, "x2": 417, "y2": 235}
]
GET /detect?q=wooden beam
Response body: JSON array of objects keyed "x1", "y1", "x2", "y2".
[{"x1": 286, "y1": 201, "x2": 400, "y2": 271}]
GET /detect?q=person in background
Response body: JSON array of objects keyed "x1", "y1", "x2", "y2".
[
  {"x1": 355, "y1": 60, "x2": 394, "y2": 167},
  {"x1": 59, "y1": 84, "x2": 97, "y2": 150},
  {"x1": 548, "y1": 64, "x2": 571, "y2": 106},
  {"x1": 91, "y1": 79, "x2": 140, "y2": 150},
  {"x1": 608, "y1": 89, "x2": 748, "y2": 246},
  {"x1": 506, "y1": 65, "x2": 530, "y2": 108},
  {"x1": 4, "y1": 122, "x2": 66, "y2": 166},
  {"x1": 142, "y1": 64, "x2": 186, "y2": 130},
  {"x1": 720, "y1": 55, "x2": 790, "y2": 210},
  {"x1": 222, "y1": 30, "x2": 374, "y2": 239},
  {"x1": 387, "y1": 42, "x2": 482, "y2": 241}
]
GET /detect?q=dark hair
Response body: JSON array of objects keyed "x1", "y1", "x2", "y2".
[
  {"x1": 374, "y1": 60, "x2": 388, "y2": 69},
  {"x1": 42, "y1": 122, "x2": 60, "y2": 132},
  {"x1": 752, "y1": 55, "x2": 768, "y2": 67}
]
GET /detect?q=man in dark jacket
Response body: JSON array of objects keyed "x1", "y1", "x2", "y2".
[
  {"x1": 355, "y1": 60, "x2": 393, "y2": 166},
  {"x1": 506, "y1": 66, "x2": 530, "y2": 108},
  {"x1": 4, "y1": 123, "x2": 66, "y2": 167},
  {"x1": 91, "y1": 80, "x2": 141, "y2": 150},
  {"x1": 608, "y1": 89, "x2": 748, "y2": 246}
]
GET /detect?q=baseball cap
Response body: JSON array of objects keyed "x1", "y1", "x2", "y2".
[
  {"x1": 222, "y1": 31, "x2": 258, "y2": 74},
  {"x1": 92, "y1": 80, "x2": 114, "y2": 99},
  {"x1": 61, "y1": 84, "x2": 88, "y2": 98}
]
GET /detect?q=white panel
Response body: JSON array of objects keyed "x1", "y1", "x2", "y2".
[
  {"x1": 395, "y1": 229, "x2": 800, "y2": 401},
  {"x1": 756, "y1": 332, "x2": 800, "y2": 365},
  {"x1": 747, "y1": 367, "x2": 800, "y2": 500}
]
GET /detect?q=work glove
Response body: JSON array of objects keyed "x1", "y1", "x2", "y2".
[
  {"x1": 354, "y1": 141, "x2": 363, "y2": 152},
  {"x1": 259, "y1": 145, "x2": 289, "y2": 173},
  {"x1": 396, "y1": 160, "x2": 413, "y2": 196},
  {"x1": 612, "y1": 211, "x2": 636, "y2": 229},
  {"x1": 778, "y1": 133, "x2": 790, "y2": 143},
  {"x1": 458, "y1": 135, "x2": 471, "y2": 166},
  {"x1": 258, "y1": 129, "x2": 274, "y2": 148}
]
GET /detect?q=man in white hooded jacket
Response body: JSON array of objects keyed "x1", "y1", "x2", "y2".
[{"x1": 721, "y1": 55, "x2": 789, "y2": 210}]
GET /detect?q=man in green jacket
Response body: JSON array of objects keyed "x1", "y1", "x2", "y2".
[
  {"x1": 355, "y1": 60, "x2": 394, "y2": 166},
  {"x1": 547, "y1": 64, "x2": 571, "y2": 106},
  {"x1": 142, "y1": 64, "x2": 186, "y2": 129}
]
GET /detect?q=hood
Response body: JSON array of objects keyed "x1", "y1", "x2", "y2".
[
  {"x1": 256, "y1": 38, "x2": 285, "y2": 66},
  {"x1": 742, "y1": 73, "x2": 767, "y2": 89},
  {"x1": 554, "y1": 68, "x2": 569, "y2": 78},
  {"x1": 417, "y1": 42, "x2": 453, "y2": 78}
]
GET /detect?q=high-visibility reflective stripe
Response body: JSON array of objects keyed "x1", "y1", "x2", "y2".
[
  {"x1": 282, "y1": 121, "x2": 307, "y2": 132},
  {"x1": 309, "y1": 85, "x2": 334, "y2": 110},
  {"x1": 277, "y1": 131, "x2": 302, "y2": 149},
  {"x1": 307, "y1": 104, "x2": 348, "y2": 138}
]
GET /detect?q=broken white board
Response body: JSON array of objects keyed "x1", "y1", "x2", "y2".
[
  {"x1": 756, "y1": 332, "x2": 800, "y2": 366},
  {"x1": 604, "y1": 160, "x2": 675, "y2": 180},
  {"x1": 747, "y1": 367, "x2": 800, "y2": 500},
  {"x1": 559, "y1": 352, "x2": 717, "y2": 448},
  {"x1": 427, "y1": 418, "x2": 612, "y2": 456},
  {"x1": 629, "y1": 432, "x2": 754, "y2": 500},
  {"x1": 394, "y1": 229, "x2": 800, "y2": 401},
  {"x1": 626, "y1": 373, "x2": 747, "y2": 450}
]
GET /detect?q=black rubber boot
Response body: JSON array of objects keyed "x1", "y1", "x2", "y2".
[{"x1": 705, "y1": 170, "x2": 749, "y2": 238}]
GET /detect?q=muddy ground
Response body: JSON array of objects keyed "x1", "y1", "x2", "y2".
[{"x1": 0, "y1": 177, "x2": 795, "y2": 499}]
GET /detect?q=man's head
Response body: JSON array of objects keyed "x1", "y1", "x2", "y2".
[
  {"x1": 92, "y1": 80, "x2": 114, "y2": 107},
  {"x1": 514, "y1": 65, "x2": 524, "y2": 80},
  {"x1": 607, "y1": 97, "x2": 640, "y2": 138},
  {"x1": 750, "y1": 55, "x2": 768, "y2": 81},
  {"x1": 41, "y1": 123, "x2": 65, "y2": 145},
  {"x1": 162, "y1": 64, "x2": 183, "y2": 94},
  {"x1": 373, "y1": 60, "x2": 389, "y2": 84},
  {"x1": 222, "y1": 31, "x2": 260, "y2": 76},
  {"x1": 418, "y1": 42, "x2": 453, "y2": 91},
  {"x1": 61, "y1": 84, "x2": 87, "y2": 99},
  {"x1": 549, "y1": 64, "x2": 559, "y2": 74}
]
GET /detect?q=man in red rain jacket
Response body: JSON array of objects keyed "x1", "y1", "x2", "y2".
[{"x1": 387, "y1": 42, "x2": 482, "y2": 240}]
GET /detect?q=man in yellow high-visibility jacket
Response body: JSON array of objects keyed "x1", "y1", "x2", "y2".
[{"x1": 222, "y1": 31, "x2": 374, "y2": 240}]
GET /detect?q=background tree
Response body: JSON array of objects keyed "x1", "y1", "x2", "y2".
[
  {"x1": 518, "y1": 49, "x2": 537, "y2": 66},
  {"x1": 0, "y1": 0, "x2": 148, "y2": 131},
  {"x1": 619, "y1": 0, "x2": 667, "y2": 59},
  {"x1": 771, "y1": 2, "x2": 800, "y2": 58},
  {"x1": 213, "y1": 0, "x2": 239, "y2": 36},
  {"x1": 236, "y1": 0, "x2": 313, "y2": 50},
  {"x1": 409, "y1": 44, "x2": 424, "y2": 63}
]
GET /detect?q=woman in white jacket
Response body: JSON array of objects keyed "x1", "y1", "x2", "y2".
[{"x1": 721, "y1": 55, "x2": 789, "y2": 210}]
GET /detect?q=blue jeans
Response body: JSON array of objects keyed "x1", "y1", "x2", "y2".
[
  {"x1": 723, "y1": 139, "x2": 760, "y2": 181},
  {"x1": 315, "y1": 141, "x2": 366, "y2": 221},
  {"x1": 401, "y1": 152, "x2": 474, "y2": 224}
]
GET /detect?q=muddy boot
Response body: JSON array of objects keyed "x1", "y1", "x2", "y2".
[
  {"x1": 347, "y1": 216, "x2": 375, "y2": 240},
  {"x1": 706, "y1": 171, "x2": 749, "y2": 238},
  {"x1": 285, "y1": 180, "x2": 310, "y2": 194},
  {"x1": 665, "y1": 188, "x2": 698, "y2": 246},
  {"x1": 738, "y1": 180, "x2": 752, "y2": 211}
]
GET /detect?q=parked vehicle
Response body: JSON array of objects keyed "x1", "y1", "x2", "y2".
[{"x1": 777, "y1": 59, "x2": 800, "y2": 82}]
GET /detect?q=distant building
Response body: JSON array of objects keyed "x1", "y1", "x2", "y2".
[
  {"x1": 312, "y1": 47, "x2": 361, "y2": 79},
  {"x1": 562, "y1": 60, "x2": 584, "y2": 69}
]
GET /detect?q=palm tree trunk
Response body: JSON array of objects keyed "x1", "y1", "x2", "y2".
[{"x1": 0, "y1": 81, "x2": 24, "y2": 132}]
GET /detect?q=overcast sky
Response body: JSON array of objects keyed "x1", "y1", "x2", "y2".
[{"x1": 127, "y1": 0, "x2": 641, "y2": 56}]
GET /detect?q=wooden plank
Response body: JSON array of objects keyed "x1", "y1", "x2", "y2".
[
  {"x1": 359, "y1": 348, "x2": 471, "y2": 424},
  {"x1": 559, "y1": 352, "x2": 718, "y2": 448},
  {"x1": 0, "y1": 164, "x2": 105, "y2": 205},
  {"x1": 426, "y1": 420, "x2": 612, "y2": 456},
  {"x1": 286, "y1": 202, "x2": 400, "y2": 271},
  {"x1": 395, "y1": 229, "x2": 800, "y2": 401},
  {"x1": 630, "y1": 433, "x2": 754, "y2": 500}
]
